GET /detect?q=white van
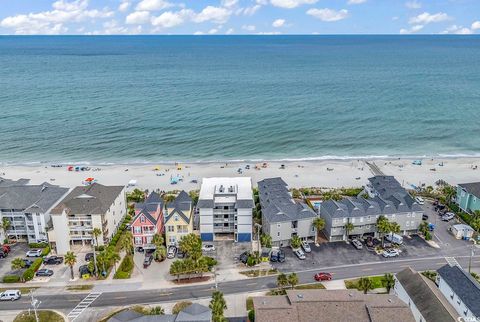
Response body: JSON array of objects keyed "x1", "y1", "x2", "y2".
[
  {"x1": 0, "y1": 290, "x2": 21, "y2": 301},
  {"x1": 385, "y1": 233, "x2": 403, "y2": 245},
  {"x1": 415, "y1": 196, "x2": 425, "y2": 205}
]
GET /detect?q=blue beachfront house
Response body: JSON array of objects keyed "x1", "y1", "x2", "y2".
[{"x1": 456, "y1": 182, "x2": 480, "y2": 214}]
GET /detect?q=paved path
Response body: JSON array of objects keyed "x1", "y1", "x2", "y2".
[{"x1": 1, "y1": 254, "x2": 479, "y2": 312}]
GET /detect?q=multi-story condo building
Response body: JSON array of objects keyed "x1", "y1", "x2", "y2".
[
  {"x1": 197, "y1": 177, "x2": 253, "y2": 242},
  {"x1": 50, "y1": 183, "x2": 126, "y2": 255},
  {"x1": 0, "y1": 178, "x2": 68, "y2": 243},
  {"x1": 394, "y1": 267, "x2": 458, "y2": 322},
  {"x1": 456, "y1": 182, "x2": 480, "y2": 213},
  {"x1": 320, "y1": 176, "x2": 423, "y2": 241},
  {"x1": 131, "y1": 192, "x2": 164, "y2": 247},
  {"x1": 258, "y1": 177, "x2": 317, "y2": 247},
  {"x1": 437, "y1": 264, "x2": 480, "y2": 321},
  {"x1": 165, "y1": 190, "x2": 194, "y2": 246}
]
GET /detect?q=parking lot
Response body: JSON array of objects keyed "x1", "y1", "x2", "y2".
[{"x1": 0, "y1": 243, "x2": 29, "y2": 278}]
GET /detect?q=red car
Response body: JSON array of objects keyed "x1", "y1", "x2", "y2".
[
  {"x1": 314, "y1": 272, "x2": 333, "y2": 281},
  {"x1": 2, "y1": 245, "x2": 10, "y2": 253}
]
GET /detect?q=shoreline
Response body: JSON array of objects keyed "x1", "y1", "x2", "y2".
[{"x1": 1, "y1": 157, "x2": 480, "y2": 192}]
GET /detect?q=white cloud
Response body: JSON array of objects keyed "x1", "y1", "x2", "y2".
[
  {"x1": 243, "y1": 5, "x2": 261, "y2": 16},
  {"x1": 225, "y1": 28, "x2": 234, "y2": 34},
  {"x1": 409, "y1": 12, "x2": 450, "y2": 25},
  {"x1": 242, "y1": 24, "x2": 256, "y2": 31},
  {"x1": 194, "y1": 31, "x2": 204, "y2": 35},
  {"x1": 307, "y1": 8, "x2": 349, "y2": 22},
  {"x1": 126, "y1": 11, "x2": 150, "y2": 24},
  {"x1": 441, "y1": 24, "x2": 473, "y2": 35},
  {"x1": 193, "y1": 6, "x2": 231, "y2": 24},
  {"x1": 347, "y1": 0, "x2": 366, "y2": 5},
  {"x1": 399, "y1": 24, "x2": 423, "y2": 34},
  {"x1": 221, "y1": 0, "x2": 238, "y2": 8},
  {"x1": 405, "y1": 1, "x2": 421, "y2": 9},
  {"x1": 471, "y1": 21, "x2": 480, "y2": 30},
  {"x1": 208, "y1": 28, "x2": 218, "y2": 34},
  {"x1": 272, "y1": 19, "x2": 286, "y2": 28},
  {"x1": 270, "y1": 0, "x2": 317, "y2": 9},
  {"x1": 136, "y1": 0, "x2": 173, "y2": 11},
  {"x1": 0, "y1": 0, "x2": 113, "y2": 34},
  {"x1": 151, "y1": 9, "x2": 192, "y2": 28},
  {"x1": 118, "y1": 1, "x2": 130, "y2": 12},
  {"x1": 257, "y1": 31, "x2": 281, "y2": 35}
]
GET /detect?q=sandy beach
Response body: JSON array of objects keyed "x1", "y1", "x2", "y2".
[{"x1": 1, "y1": 158, "x2": 480, "y2": 192}]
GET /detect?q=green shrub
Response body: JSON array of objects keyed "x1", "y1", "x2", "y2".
[
  {"x1": 119, "y1": 255, "x2": 133, "y2": 272},
  {"x1": 172, "y1": 301, "x2": 192, "y2": 314},
  {"x1": 95, "y1": 245, "x2": 105, "y2": 252},
  {"x1": 248, "y1": 310, "x2": 255, "y2": 322},
  {"x1": 247, "y1": 256, "x2": 256, "y2": 267},
  {"x1": 3, "y1": 275, "x2": 21, "y2": 283},
  {"x1": 203, "y1": 256, "x2": 218, "y2": 269},
  {"x1": 28, "y1": 242, "x2": 48, "y2": 248},
  {"x1": 113, "y1": 271, "x2": 130, "y2": 279},
  {"x1": 23, "y1": 269, "x2": 34, "y2": 282},
  {"x1": 41, "y1": 246, "x2": 50, "y2": 257},
  {"x1": 425, "y1": 231, "x2": 432, "y2": 240},
  {"x1": 31, "y1": 258, "x2": 42, "y2": 271}
]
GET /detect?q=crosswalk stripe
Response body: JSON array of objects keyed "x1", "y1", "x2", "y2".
[{"x1": 67, "y1": 292, "x2": 102, "y2": 321}]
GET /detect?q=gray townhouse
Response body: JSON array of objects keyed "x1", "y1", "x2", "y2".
[
  {"x1": 320, "y1": 175, "x2": 423, "y2": 242},
  {"x1": 258, "y1": 177, "x2": 317, "y2": 247},
  {"x1": 0, "y1": 177, "x2": 69, "y2": 243}
]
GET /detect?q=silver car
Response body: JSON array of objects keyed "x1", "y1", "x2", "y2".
[
  {"x1": 295, "y1": 249, "x2": 306, "y2": 260},
  {"x1": 352, "y1": 239, "x2": 363, "y2": 250},
  {"x1": 301, "y1": 241, "x2": 311, "y2": 253}
]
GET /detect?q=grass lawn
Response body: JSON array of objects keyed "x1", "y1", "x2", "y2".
[
  {"x1": 294, "y1": 283, "x2": 326, "y2": 290},
  {"x1": 246, "y1": 297, "x2": 254, "y2": 311},
  {"x1": 345, "y1": 275, "x2": 385, "y2": 290},
  {"x1": 0, "y1": 287, "x2": 38, "y2": 293},
  {"x1": 239, "y1": 269, "x2": 278, "y2": 277},
  {"x1": 65, "y1": 285, "x2": 94, "y2": 291},
  {"x1": 14, "y1": 310, "x2": 64, "y2": 322}
]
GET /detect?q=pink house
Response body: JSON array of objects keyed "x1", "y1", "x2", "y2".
[{"x1": 131, "y1": 192, "x2": 164, "y2": 247}]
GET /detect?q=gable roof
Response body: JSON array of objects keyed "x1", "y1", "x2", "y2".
[
  {"x1": 176, "y1": 303, "x2": 211, "y2": 322},
  {"x1": 108, "y1": 304, "x2": 210, "y2": 322},
  {"x1": 132, "y1": 208, "x2": 159, "y2": 226},
  {"x1": 166, "y1": 191, "x2": 193, "y2": 224},
  {"x1": 395, "y1": 267, "x2": 457, "y2": 322},
  {"x1": 0, "y1": 182, "x2": 68, "y2": 213},
  {"x1": 438, "y1": 264, "x2": 480, "y2": 317},
  {"x1": 258, "y1": 177, "x2": 317, "y2": 224},
  {"x1": 0, "y1": 177, "x2": 30, "y2": 187},
  {"x1": 458, "y1": 182, "x2": 480, "y2": 198},
  {"x1": 51, "y1": 183, "x2": 124, "y2": 215}
]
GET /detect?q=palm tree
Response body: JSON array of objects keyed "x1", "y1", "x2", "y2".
[
  {"x1": 358, "y1": 277, "x2": 374, "y2": 294},
  {"x1": 149, "y1": 306, "x2": 165, "y2": 315},
  {"x1": 442, "y1": 185, "x2": 456, "y2": 203},
  {"x1": 344, "y1": 222, "x2": 354, "y2": 241},
  {"x1": 122, "y1": 231, "x2": 134, "y2": 256},
  {"x1": 178, "y1": 233, "x2": 202, "y2": 261},
  {"x1": 152, "y1": 233, "x2": 164, "y2": 246},
  {"x1": 260, "y1": 234, "x2": 272, "y2": 248},
  {"x1": 312, "y1": 217, "x2": 325, "y2": 244},
  {"x1": 209, "y1": 291, "x2": 227, "y2": 322},
  {"x1": 163, "y1": 194, "x2": 176, "y2": 203},
  {"x1": 11, "y1": 257, "x2": 25, "y2": 270},
  {"x1": 170, "y1": 260, "x2": 183, "y2": 281},
  {"x1": 287, "y1": 273, "x2": 299, "y2": 289},
  {"x1": 376, "y1": 216, "x2": 390, "y2": 247},
  {"x1": 92, "y1": 228, "x2": 102, "y2": 247},
  {"x1": 1, "y1": 218, "x2": 11, "y2": 242},
  {"x1": 389, "y1": 222, "x2": 401, "y2": 234},
  {"x1": 290, "y1": 235, "x2": 302, "y2": 249},
  {"x1": 64, "y1": 251, "x2": 77, "y2": 280},
  {"x1": 277, "y1": 273, "x2": 288, "y2": 290},
  {"x1": 154, "y1": 245, "x2": 167, "y2": 262},
  {"x1": 108, "y1": 250, "x2": 121, "y2": 274},
  {"x1": 382, "y1": 273, "x2": 395, "y2": 294}
]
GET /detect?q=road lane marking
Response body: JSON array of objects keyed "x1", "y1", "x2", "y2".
[
  {"x1": 246, "y1": 283, "x2": 257, "y2": 286},
  {"x1": 445, "y1": 257, "x2": 460, "y2": 267},
  {"x1": 67, "y1": 292, "x2": 102, "y2": 321},
  {"x1": 114, "y1": 296, "x2": 127, "y2": 299},
  {"x1": 361, "y1": 268, "x2": 373, "y2": 271},
  {"x1": 159, "y1": 293, "x2": 173, "y2": 296}
]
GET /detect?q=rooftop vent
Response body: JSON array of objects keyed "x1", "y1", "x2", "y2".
[
  {"x1": 297, "y1": 294, "x2": 303, "y2": 299},
  {"x1": 219, "y1": 185, "x2": 224, "y2": 193}
]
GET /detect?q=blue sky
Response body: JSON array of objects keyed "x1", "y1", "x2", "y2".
[{"x1": 0, "y1": 0, "x2": 479, "y2": 35}]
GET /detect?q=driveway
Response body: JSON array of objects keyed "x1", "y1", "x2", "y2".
[{"x1": 0, "y1": 243, "x2": 29, "y2": 278}]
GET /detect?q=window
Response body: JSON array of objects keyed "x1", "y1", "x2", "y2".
[
  {"x1": 406, "y1": 221, "x2": 409, "y2": 227},
  {"x1": 174, "y1": 215, "x2": 179, "y2": 221},
  {"x1": 351, "y1": 218, "x2": 355, "y2": 223},
  {"x1": 312, "y1": 226, "x2": 315, "y2": 232},
  {"x1": 167, "y1": 225, "x2": 174, "y2": 232},
  {"x1": 360, "y1": 217, "x2": 363, "y2": 223},
  {"x1": 134, "y1": 237, "x2": 142, "y2": 245},
  {"x1": 412, "y1": 213, "x2": 415, "y2": 218},
  {"x1": 367, "y1": 216, "x2": 371, "y2": 221},
  {"x1": 134, "y1": 226, "x2": 141, "y2": 234},
  {"x1": 461, "y1": 191, "x2": 465, "y2": 197},
  {"x1": 392, "y1": 214, "x2": 396, "y2": 219},
  {"x1": 277, "y1": 224, "x2": 281, "y2": 228},
  {"x1": 140, "y1": 216, "x2": 145, "y2": 223},
  {"x1": 407, "y1": 213, "x2": 411, "y2": 217},
  {"x1": 277, "y1": 232, "x2": 280, "y2": 237},
  {"x1": 343, "y1": 218, "x2": 347, "y2": 224}
]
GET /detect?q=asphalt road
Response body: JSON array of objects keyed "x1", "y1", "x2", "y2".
[{"x1": 1, "y1": 254, "x2": 479, "y2": 312}]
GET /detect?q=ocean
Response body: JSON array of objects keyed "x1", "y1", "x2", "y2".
[{"x1": 0, "y1": 35, "x2": 479, "y2": 164}]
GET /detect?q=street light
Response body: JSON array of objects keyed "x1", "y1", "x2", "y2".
[
  {"x1": 30, "y1": 291, "x2": 41, "y2": 322},
  {"x1": 212, "y1": 267, "x2": 218, "y2": 290},
  {"x1": 468, "y1": 242, "x2": 476, "y2": 273},
  {"x1": 254, "y1": 223, "x2": 262, "y2": 254}
]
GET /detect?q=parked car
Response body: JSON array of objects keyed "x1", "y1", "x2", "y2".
[
  {"x1": 442, "y1": 212, "x2": 455, "y2": 221},
  {"x1": 202, "y1": 244, "x2": 216, "y2": 252},
  {"x1": 365, "y1": 237, "x2": 374, "y2": 248},
  {"x1": 277, "y1": 250, "x2": 285, "y2": 262},
  {"x1": 36, "y1": 269, "x2": 54, "y2": 277},
  {"x1": 143, "y1": 255, "x2": 153, "y2": 268},
  {"x1": 352, "y1": 239, "x2": 363, "y2": 250},
  {"x1": 36, "y1": 238, "x2": 48, "y2": 244},
  {"x1": 301, "y1": 241, "x2": 311, "y2": 253},
  {"x1": 22, "y1": 259, "x2": 33, "y2": 268},
  {"x1": 79, "y1": 264, "x2": 92, "y2": 276},
  {"x1": 415, "y1": 196, "x2": 425, "y2": 205},
  {"x1": 0, "y1": 250, "x2": 7, "y2": 259},
  {"x1": 136, "y1": 247, "x2": 145, "y2": 253},
  {"x1": 2, "y1": 245, "x2": 11, "y2": 253},
  {"x1": 167, "y1": 246, "x2": 177, "y2": 259},
  {"x1": 85, "y1": 253, "x2": 94, "y2": 261},
  {"x1": 270, "y1": 250, "x2": 279, "y2": 262},
  {"x1": 26, "y1": 249, "x2": 42, "y2": 257},
  {"x1": 0, "y1": 290, "x2": 21, "y2": 301},
  {"x1": 314, "y1": 272, "x2": 333, "y2": 281},
  {"x1": 294, "y1": 249, "x2": 306, "y2": 260},
  {"x1": 422, "y1": 214, "x2": 429, "y2": 221},
  {"x1": 239, "y1": 251, "x2": 249, "y2": 264},
  {"x1": 382, "y1": 249, "x2": 399, "y2": 258},
  {"x1": 177, "y1": 250, "x2": 186, "y2": 258},
  {"x1": 43, "y1": 256, "x2": 64, "y2": 265}
]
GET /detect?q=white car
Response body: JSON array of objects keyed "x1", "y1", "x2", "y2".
[
  {"x1": 294, "y1": 249, "x2": 306, "y2": 260},
  {"x1": 442, "y1": 212, "x2": 455, "y2": 221},
  {"x1": 26, "y1": 249, "x2": 42, "y2": 257},
  {"x1": 0, "y1": 290, "x2": 21, "y2": 301},
  {"x1": 352, "y1": 239, "x2": 363, "y2": 250},
  {"x1": 415, "y1": 196, "x2": 425, "y2": 205},
  {"x1": 167, "y1": 246, "x2": 177, "y2": 259},
  {"x1": 382, "y1": 249, "x2": 399, "y2": 258},
  {"x1": 202, "y1": 244, "x2": 216, "y2": 252},
  {"x1": 301, "y1": 241, "x2": 311, "y2": 253}
]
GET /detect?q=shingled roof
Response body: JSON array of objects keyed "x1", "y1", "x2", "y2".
[
  {"x1": 166, "y1": 191, "x2": 193, "y2": 224},
  {"x1": 0, "y1": 182, "x2": 68, "y2": 213},
  {"x1": 458, "y1": 182, "x2": 480, "y2": 198},
  {"x1": 51, "y1": 183, "x2": 124, "y2": 215}
]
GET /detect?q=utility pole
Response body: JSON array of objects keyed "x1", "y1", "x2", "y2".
[
  {"x1": 213, "y1": 267, "x2": 218, "y2": 290},
  {"x1": 92, "y1": 237, "x2": 98, "y2": 277},
  {"x1": 468, "y1": 243, "x2": 475, "y2": 273},
  {"x1": 30, "y1": 291, "x2": 40, "y2": 322},
  {"x1": 254, "y1": 223, "x2": 262, "y2": 254}
]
